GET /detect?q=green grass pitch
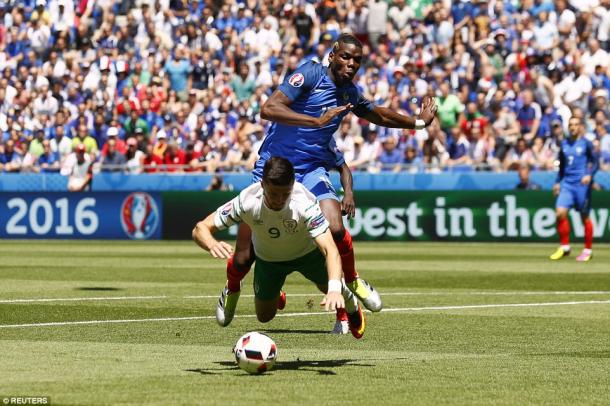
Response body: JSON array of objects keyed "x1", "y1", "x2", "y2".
[{"x1": 1, "y1": 240, "x2": 609, "y2": 405}]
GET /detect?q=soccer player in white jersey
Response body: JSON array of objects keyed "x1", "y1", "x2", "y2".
[{"x1": 193, "y1": 157, "x2": 365, "y2": 337}]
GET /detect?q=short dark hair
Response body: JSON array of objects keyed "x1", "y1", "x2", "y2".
[
  {"x1": 333, "y1": 33, "x2": 363, "y2": 52},
  {"x1": 262, "y1": 157, "x2": 295, "y2": 186}
]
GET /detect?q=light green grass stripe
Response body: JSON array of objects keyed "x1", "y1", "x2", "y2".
[{"x1": 3, "y1": 299, "x2": 609, "y2": 329}]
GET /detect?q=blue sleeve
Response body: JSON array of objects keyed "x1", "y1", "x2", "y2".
[
  {"x1": 352, "y1": 92, "x2": 375, "y2": 117},
  {"x1": 556, "y1": 147, "x2": 564, "y2": 183},
  {"x1": 586, "y1": 140, "x2": 599, "y2": 177},
  {"x1": 278, "y1": 62, "x2": 320, "y2": 102}
]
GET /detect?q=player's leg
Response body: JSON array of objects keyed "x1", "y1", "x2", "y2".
[
  {"x1": 228, "y1": 223, "x2": 255, "y2": 292},
  {"x1": 216, "y1": 223, "x2": 255, "y2": 327},
  {"x1": 550, "y1": 185, "x2": 573, "y2": 260},
  {"x1": 253, "y1": 257, "x2": 289, "y2": 323},
  {"x1": 300, "y1": 249, "x2": 366, "y2": 339},
  {"x1": 319, "y1": 198, "x2": 382, "y2": 312},
  {"x1": 576, "y1": 185, "x2": 593, "y2": 262},
  {"x1": 301, "y1": 167, "x2": 382, "y2": 313}
]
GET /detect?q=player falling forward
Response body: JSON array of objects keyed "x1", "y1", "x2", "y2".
[
  {"x1": 550, "y1": 116, "x2": 599, "y2": 262},
  {"x1": 216, "y1": 33, "x2": 437, "y2": 333},
  {"x1": 192, "y1": 157, "x2": 365, "y2": 337}
]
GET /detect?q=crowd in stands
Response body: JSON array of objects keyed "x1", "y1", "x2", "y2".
[{"x1": 0, "y1": 0, "x2": 609, "y2": 178}]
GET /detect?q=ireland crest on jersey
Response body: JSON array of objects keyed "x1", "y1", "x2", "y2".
[{"x1": 283, "y1": 219, "x2": 298, "y2": 234}]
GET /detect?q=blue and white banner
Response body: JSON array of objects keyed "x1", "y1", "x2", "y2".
[{"x1": 0, "y1": 192, "x2": 162, "y2": 239}]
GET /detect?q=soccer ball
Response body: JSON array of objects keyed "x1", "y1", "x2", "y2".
[{"x1": 233, "y1": 332, "x2": 278, "y2": 374}]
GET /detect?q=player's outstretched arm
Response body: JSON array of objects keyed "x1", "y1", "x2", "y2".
[
  {"x1": 314, "y1": 229, "x2": 345, "y2": 311},
  {"x1": 261, "y1": 90, "x2": 352, "y2": 127},
  {"x1": 360, "y1": 95, "x2": 437, "y2": 129},
  {"x1": 192, "y1": 213, "x2": 234, "y2": 259}
]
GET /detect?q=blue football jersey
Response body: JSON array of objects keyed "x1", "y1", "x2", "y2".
[
  {"x1": 253, "y1": 61, "x2": 374, "y2": 180},
  {"x1": 557, "y1": 137, "x2": 598, "y2": 185}
]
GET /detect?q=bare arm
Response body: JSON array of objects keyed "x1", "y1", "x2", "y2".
[
  {"x1": 360, "y1": 96, "x2": 437, "y2": 129},
  {"x1": 337, "y1": 162, "x2": 355, "y2": 219},
  {"x1": 314, "y1": 228, "x2": 345, "y2": 311},
  {"x1": 192, "y1": 213, "x2": 235, "y2": 259},
  {"x1": 260, "y1": 90, "x2": 352, "y2": 127}
]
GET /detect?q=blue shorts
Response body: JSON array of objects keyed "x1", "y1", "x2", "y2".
[
  {"x1": 556, "y1": 182, "x2": 592, "y2": 214},
  {"x1": 252, "y1": 166, "x2": 339, "y2": 202}
]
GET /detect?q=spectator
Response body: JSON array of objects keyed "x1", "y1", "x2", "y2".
[
  {"x1": 125, "y1": 137, "x2": 145, "y2": 174},
  {"x1": 206, "y1": 174, "x2": 233, "y2": 191},
  {"x1": 0, "y1": 139, "x2": 23, "y2": 172},
  {"x1": 163, "y1": 141, "x2": 186, "y2": 172},
  {"x1": 100, "y1": 138, "x2": 127, "y2": 172},
  {"x1": 436, "y1": 82, "x2": 465, "y2": 132},
  {"x1": 101, "y1": 127, "x2": 127, "y2": 157},
  {"x1": 335, "y1": 120, "x2": 356, "y2": 161},
  {"x1": 0, "y1": 0, "x2": 604, "y2": 177},
  {"x1": 61, "y1": 143, "x2": 92, "y2": 192},
  {"x1": 152, "y1": 130, "x2": 168, "y2": 161},
  {"x1": 400, "y1": 144, "x2": 424, "y2": 173},
  {"x1": 516, "y1": 89, "x2": 541, "y2": 143},
  {"x1": 350, "y1": 125, "x2": 380, "y2": 172},
  {"x1": 378, "y1": 136, "x2": 402, "y2": 171},
  {"x1": 72, "y1": 124, "x2": 98, "y2": 155},
  {"x1": 515, "y1": 164, "x2": 541, "y2": 190},
  {"x1": 504, "y1": 137, "x2": 536, "y2": 171},
  {"x1": 36, "y1": 139, "x2": 60, "y2": 172},
  {"x1": 367, "y1": 0, "x2": 388, "y2": 51},
  {"x1": 230, "y1": 64, "x2": 256, "y2": 102},
  {"x1": 164, "y1": 46, "x2": 192, "y2": 101},
  {"x1": 50, "y1": 125, "x2": 72, "y2": 165}
]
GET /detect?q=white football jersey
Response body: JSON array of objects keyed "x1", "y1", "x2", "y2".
[{"x1": 213, "y1": 182, "x2": 329, "y2": 262}]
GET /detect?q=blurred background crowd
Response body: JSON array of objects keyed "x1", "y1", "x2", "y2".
[{"x1": 0, "y1": 0, "x2": 609, "y2": 177}]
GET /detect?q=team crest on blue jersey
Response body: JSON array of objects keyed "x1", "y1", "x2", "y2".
[
  {"x1": 283, "y1": 219, "x2": 298, "y2": 234},
  {"x1": 343, "y1": 92, "x2": 349, "y2": 101},
  {"x1": 576, "y1": 147, "x2": 583, "y2": 155},
  {"x1": 288, "y1": 73, "x2": 304, "y2": 87}
]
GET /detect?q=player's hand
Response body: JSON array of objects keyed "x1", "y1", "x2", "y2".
[
  {"x1": 419, "y1": 96, "x2": 438, "y2": 126},
  {"x1": 341, "y1": 192, "x2": 356, "y2": 219},
  {"x1": 552, "y1": 183, "x2": 561, "y2": 196},
  {"x1": 320, "y1": 292, "x2": 345, "y2": 311},
  {"x1": 209, "y1": 240, "x2": 234, "y2": 259},
  {"x1": 581, "y1": 175, "x2": 592, "y2": 185},
  {"x1": 316, "y1": 103, "x2": 353, "y2": 127}
]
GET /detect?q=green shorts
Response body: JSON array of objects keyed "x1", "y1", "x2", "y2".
[{"x1": 253, "y1": 249, "x2": 328, "y2": 301}]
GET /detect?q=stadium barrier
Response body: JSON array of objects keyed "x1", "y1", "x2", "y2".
[
  {"x1": 162, "y1": 191, "x2": 610, "y2": 242},
  {"x1": 2, "y1": 171, "x2": 610, "y2": 191},
  {"x1": 0, "y1": 192, "x2": 162, "y2": 240},
  {"x1": 2, "y1": 190, "x2": 609, "y2": 241}
]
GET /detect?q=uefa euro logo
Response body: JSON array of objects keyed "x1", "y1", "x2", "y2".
[{"x1": 121, "y1": 192, "x2": 159, "y2": 239}]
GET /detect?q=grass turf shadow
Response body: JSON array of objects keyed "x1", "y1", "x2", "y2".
[
  {"x1": 186, "y1": 358, "x2": 373, "y2": 376},
  {"x1": 259, "y1": 328, "x2": 330, "y2": 334}
]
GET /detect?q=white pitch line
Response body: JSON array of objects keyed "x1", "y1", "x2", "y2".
[
  {"x1": 185, "y1": 291, "x2": 610, "y2": 299},
  {"x1": 2, "y1": 291, "x2": 610, "y2": 304},
  {"x1": 380, "y1": 299, "x2": 610, "y2": 312},
  {"x1": 1, "y1": 299, "x2": 609, "y2": 329}
]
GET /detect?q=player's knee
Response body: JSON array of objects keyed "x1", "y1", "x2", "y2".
[
  {"x1": 233, "y1": 250, "x2": 254, "y2": 270},
  {"x1": 256, "y1": 311, "x2": 276, "y2": 323},
  {"x1": 330, "y1": 226, "x2": 346, "y2": 242}
]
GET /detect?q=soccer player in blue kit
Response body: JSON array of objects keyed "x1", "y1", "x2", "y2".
[
  {"x1": 550, "y1": 116, "x2": 599, "y2": 262},
  {"x1": 216, "y1": 33, "x2": 438, "y2": 338}
]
